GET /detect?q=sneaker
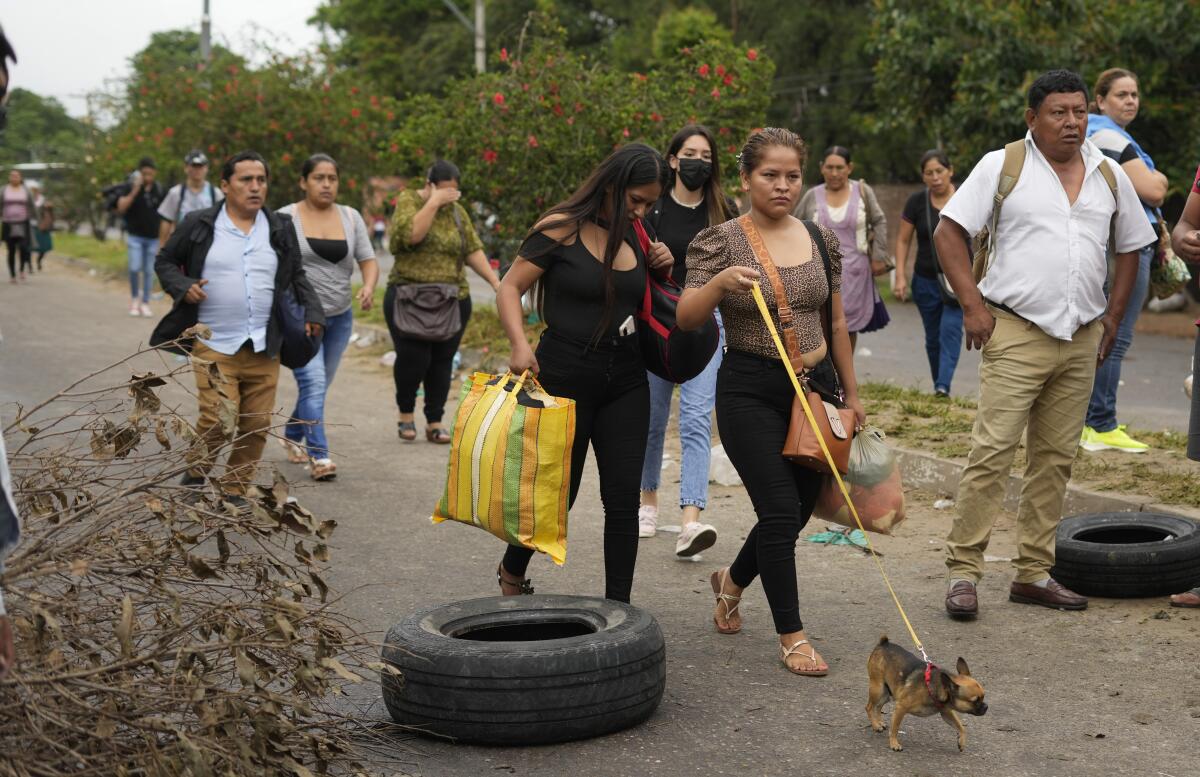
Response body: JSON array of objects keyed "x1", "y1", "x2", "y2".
[
  {"x1": 1079, "y1": 426, "x2": 1095, "y2": 449},
  {"x1": 637, "y1": 505, "x2": 658, "y2": 538},
  {"x1": 139, "y1": 302, "x2": 154, "y2": 317},
  {"x1": 309, "y1": 457, "x2": 337, "y2": 481},
  {"x1": 1081, "y1": 425, "x2": 1149, "y2": 453},
  {"x1": 128, "y1": 300, "x2": 140, "y2": 317},
  {"x1": 676, "y1": 521, "x2": 717, "y2": 558}
]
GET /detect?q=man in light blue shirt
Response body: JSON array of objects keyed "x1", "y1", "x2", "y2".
[{"x1": 153, "y1": 151, "x2": 323, "y2": 500}]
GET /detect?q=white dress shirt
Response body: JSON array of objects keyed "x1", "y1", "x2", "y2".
[
  {"x1": 197, "y1": 205, "x2": 278, "y2": 355},
  {"x1": 941, "y1": 131, "x2": 1156, "y2": 340}
]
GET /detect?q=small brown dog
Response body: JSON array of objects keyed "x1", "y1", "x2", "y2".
[{"x1": 866, "y1": 635, "x2": 987, "y2": 752}]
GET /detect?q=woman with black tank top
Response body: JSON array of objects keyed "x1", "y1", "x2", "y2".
[
  {"x1": 638, "y1": 125, "x2": 735, "y2": 558},
  {"x1": 278, "y1": 154, "x2": 379, "y2": 481},
  {"x1": 494, "y1": 144, "x2": 673, "y2": 603}
]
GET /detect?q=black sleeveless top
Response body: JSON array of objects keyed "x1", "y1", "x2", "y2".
[{"x1": 520, "y1": 227, "x2": 646, "y2": 343}]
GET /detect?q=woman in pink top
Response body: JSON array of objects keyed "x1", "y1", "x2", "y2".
[{"x1": 2, "y1": 169, "x2": 33, "y2": 283}]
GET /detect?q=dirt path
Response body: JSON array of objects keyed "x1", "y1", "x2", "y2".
[{"x1": 1, "y1": 258, "x2": 1197, "y2": 776}]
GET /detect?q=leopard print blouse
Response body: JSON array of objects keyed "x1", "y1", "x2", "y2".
[{"x1": 685, "y1": 219, "x2": 843, "y2": 358}]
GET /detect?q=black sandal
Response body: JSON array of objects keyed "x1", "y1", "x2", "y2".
[
  {"x1": 397, "y1": 421, "x2": 417, "y2": 441},
  {"x1": 426, "y1": 426, "x2": 451, "y2": 444},
  {"x1": 497, "y1": 563, "x2": 534, "y2": 595}
]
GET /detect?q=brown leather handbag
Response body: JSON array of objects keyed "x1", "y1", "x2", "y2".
[{"x1": 738, "y1": 215, "x2": 855, "y2": 475}]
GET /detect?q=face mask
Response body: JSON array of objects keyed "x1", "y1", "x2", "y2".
[{"x1": 676, "y1": 158, "x2": 712, "y2": 191}]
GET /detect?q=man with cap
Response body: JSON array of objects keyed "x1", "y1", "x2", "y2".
[{"x1": 158, "y1": 149, "x2": 222, "y2": 244}]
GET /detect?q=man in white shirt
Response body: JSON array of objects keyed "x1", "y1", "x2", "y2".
[
  {"x1": 933, "y1": 70, "x2": 1156, "y2": 617},
  {"x1": 158, "y1": 149, "x2": 223, "y2": 244}
]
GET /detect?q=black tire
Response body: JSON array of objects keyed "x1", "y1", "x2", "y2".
[
  {"x1": 380, "y1": 595, "x2": 666, "y2": 745},
  {"x1": 1051, "y1": 512, "x2": 1200, "y2": 598}
]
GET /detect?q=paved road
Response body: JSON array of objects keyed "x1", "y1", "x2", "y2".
[{"x1": 2, "y1": 261, "x2": 1196, "y2": 777}]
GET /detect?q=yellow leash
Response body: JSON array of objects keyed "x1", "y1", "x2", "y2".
[{"x1": 751, "y1": 282, "x2": 930, "y2": 662}]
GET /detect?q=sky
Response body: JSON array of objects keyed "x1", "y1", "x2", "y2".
[{"x1": 3, "y1": 0, "x2": 325, "y2": 117}]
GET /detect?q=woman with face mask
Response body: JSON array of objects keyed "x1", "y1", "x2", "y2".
[
  {"x1": 637, "y1": 126, "x2": 736, "y2": 557},
  {"x1": 794, "y1": 146, "x2": 890, "y2": 352}
]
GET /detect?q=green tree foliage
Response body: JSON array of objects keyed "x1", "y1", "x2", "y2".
[
  {"x1": 310, "y1": 0, "x2": 673, "y2": 97},
  {"x1": 385, "y1": 18, "x2": 773, "y2": 259},
  {"x1": 91, "y1": 37, "x2": 400, "y2": 209},
  {"x1": 651, "y1": 6, "x2": 731, "y2": 61},
  {"x1": 127, "y1": 30, "x2": 244, "y2": 99},
  {"x1": 869, "y1": 0, "x2": 1200, "y2": 193},
  {"x1": 0, "y1": 89, "x2": 86, "y2": 165}
]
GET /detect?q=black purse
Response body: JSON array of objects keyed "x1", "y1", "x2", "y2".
[
  {"x1": 275, "y1": 284, "x2": 322, "y2": 369},
  {"x1": 631, "y1": 219, "x2": 720, "y2": 383}
]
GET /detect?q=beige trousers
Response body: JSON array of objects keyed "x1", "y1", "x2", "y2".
[
  {"x1": 945, "y1": 308, "x2": 1103, "y2": 584},
  {"x1": 189, "y1": 341, "x2": 280, "y2": 495}
]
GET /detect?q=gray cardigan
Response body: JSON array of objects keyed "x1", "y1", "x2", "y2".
[
  {"x1": 793, "y1": 180, "x2": 889, "y2": 264},
  {"x1": 278, "y1": 203, "x2": 375, "y2": 316}
]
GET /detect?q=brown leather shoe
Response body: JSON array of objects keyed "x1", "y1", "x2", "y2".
[
  {"x1": 945, "y1": 580, "x2": 978, "y2": 619},
  {"x1": 1009, "y1": 578, "x2": 1087, "y2": 611}
]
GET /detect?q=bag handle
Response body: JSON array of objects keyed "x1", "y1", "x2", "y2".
[{"x1": 737, "y1": 214, "x2": 805, "y2": 371}]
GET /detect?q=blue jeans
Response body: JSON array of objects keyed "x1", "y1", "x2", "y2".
[
  {"x1": 640, "y1": 314, "x2": 725, "y2": 510},
  {"x1": 1086, "y1": 244, "x2": 1153, "y2": 433},
  {"x1": 912, "y1": 273, "x2": 964, "y2": 393},
  {"x1": 127, "y1": 235, "x2": 158, "y2": 302},
  {"x1": 285, "y1": 308, "x2": 354, "y2": 459}
]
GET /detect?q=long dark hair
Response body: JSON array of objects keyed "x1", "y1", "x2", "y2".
[
  {"x1": 665, "y1": 125, "x2": 734, "y2": 227},
  {"x1": 525, "y1": 143, "x2": 668, "y2": 340}
]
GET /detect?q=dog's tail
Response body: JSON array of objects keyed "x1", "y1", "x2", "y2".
[{"x1": 877, "y1": 634, "x2": 889, "y2": 645}]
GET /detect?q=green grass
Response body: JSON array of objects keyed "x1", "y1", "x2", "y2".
[{"x1": 53, "y1": 233, "x2": 130, "y2": 276}]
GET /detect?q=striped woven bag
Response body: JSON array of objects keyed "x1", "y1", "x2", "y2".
[{"x1": 432, "y1": 371, "x2": 576, "y2": 564}]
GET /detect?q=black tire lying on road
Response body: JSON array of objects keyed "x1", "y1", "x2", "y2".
[
  {"x1": 380, "y1": 595, "x2": 666, "y2": 745},
  {"x1": 1051, "y1": 512, "x2": 1200, "y2": 598}
]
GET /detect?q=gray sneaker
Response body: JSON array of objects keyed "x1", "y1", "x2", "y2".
[{"x1": 676, "y1": 522, "x2": 717, "y2": 557}]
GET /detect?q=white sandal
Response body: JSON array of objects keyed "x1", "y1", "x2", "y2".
[
  {"x1": 781, "y1": 639, "x2": 828, "y2": 677},
  {"x1": 710, "y1": 568, "x2": 742, "y2": 634}
]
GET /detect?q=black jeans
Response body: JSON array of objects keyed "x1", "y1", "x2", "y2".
[
  {"x1": 717, "y1": 349, "x2": 824, "y2": 634},
  {"x1": 383, "y1": 285, "x2": 472, "y2": 424},
  {"x1": 501, "y1": 330, "x2": 649, "y2": 603},
  {"x1": 3, "y1": 228, "x2": 30, "y2": 279}
]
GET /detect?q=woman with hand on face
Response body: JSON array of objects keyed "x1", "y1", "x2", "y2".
[
  {"x1": 794, "y1": 146, "x2": 890, "y2": 352},
  {"x1": 278, "y1": 154, "x2": 379, "y2": 481},
  {"x1": 893, "y1": 150, "x2": 965, "y2": 398},
  {"x1": 677, "y1": 128, "x2": 865, "y2": 677},
  {"x1": 638, "y1": 125, "x2": 736, "y2": 557},
  {"x1": 385, "y1": 160, "x2": 501, "y2": 444},
  {"x1": 494, "y1": 143, "x2": 673, "y2": 602}
]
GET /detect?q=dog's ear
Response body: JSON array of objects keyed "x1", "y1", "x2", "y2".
[
  {"x1": 935, "y1": 669, "x2": 955, "y2": 704},
  {"x1": 956, "y1": 657, "x2": 971, "y2": 677}
]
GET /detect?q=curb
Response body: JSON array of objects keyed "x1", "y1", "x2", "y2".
[{"x1": 894, "y1": 444, "x2": 1200, "y2": 522}]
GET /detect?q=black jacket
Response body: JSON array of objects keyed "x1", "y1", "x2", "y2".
[{"x1": 150, "y1": 203, "x2": 325, "y2": 355}]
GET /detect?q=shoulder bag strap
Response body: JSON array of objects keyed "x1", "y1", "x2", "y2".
[
  {"x1": 450, "y1": 205, "x2": 468, "y2": 269},
  {"x1": 738, "y1": 214, "x2": 803, "y2": 368},
  {"x1": 1096, "y1": 159, "x2": 1120, "y2": 255},
  {"x1": 924, "y1": 189, "x2": 939, "y2": 268},
  {"x1": 801, "y1": 220, "x2": 834, "y2": 355}
]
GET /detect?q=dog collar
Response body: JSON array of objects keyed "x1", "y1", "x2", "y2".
[{"x1": 924, "y1": 662, "x2": 945, "y2": 710}]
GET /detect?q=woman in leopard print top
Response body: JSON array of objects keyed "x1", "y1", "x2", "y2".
[{"x1": 677, "y1": 127, "x2": 866, "y2": 678}]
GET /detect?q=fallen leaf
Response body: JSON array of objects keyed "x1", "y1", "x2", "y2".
[
  {"x1": 116, "y1": 594, "x2": 135, "y2": 658},
  {"x1": 216, "y1": 529, "x2": 230, "y2": 565},
  {"x1": 320, "y1": 657, "x2": 363, "y2": 683},
  {"x1": 187, "y1": 555, "x2": 221, "y2": 580},
  {"x1": 235, "y1": 651, "x2": 256, "y2": 687},
  {"x1": 68, "y1": 558, "x2": 89, "y2": 577},
  {"x1": 316, "y1": 519, "x2": 337, "y2": 540}
]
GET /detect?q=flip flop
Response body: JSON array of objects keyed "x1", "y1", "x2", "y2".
[{"x1": 1169, "y1": 588, "x2": 1200, "y2": 608}]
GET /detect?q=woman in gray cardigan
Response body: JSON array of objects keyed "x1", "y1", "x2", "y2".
[
  {"x1": 278, "y1": 154, "x2": 378, "y2": 481},
  {"x1": 793, "y1": 146, "x2": 891, "y2": 350}
]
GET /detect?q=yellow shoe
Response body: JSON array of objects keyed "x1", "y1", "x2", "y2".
[{"x1": 1081, "y1": 425, "x2": 1149, "y2": 453}]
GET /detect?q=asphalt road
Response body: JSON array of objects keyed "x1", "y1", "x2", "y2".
[{"x1": 2, "y1": 260, "x2": 1197, "y2": 777}]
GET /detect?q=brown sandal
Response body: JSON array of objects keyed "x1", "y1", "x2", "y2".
[
  {"x1": 426, "y1": 426, "x2": 451, "y2": 444},
  {"x1": 497, "y1": 563, "x2": 534, "y2": 596}
]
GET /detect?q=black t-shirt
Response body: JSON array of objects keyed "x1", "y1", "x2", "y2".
[
  {"x1": 651, "y1": 195, "x2": 709, "y2": 286},
  {"x1": 125, "y1": 183, "x2": 165, "y2": 238},
  {"x1": 901, "y1": 190, "x2": 969, "y2": 278},
  {"x1": 521, "y1": 227, "x2": 646, "y2": 343}
]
